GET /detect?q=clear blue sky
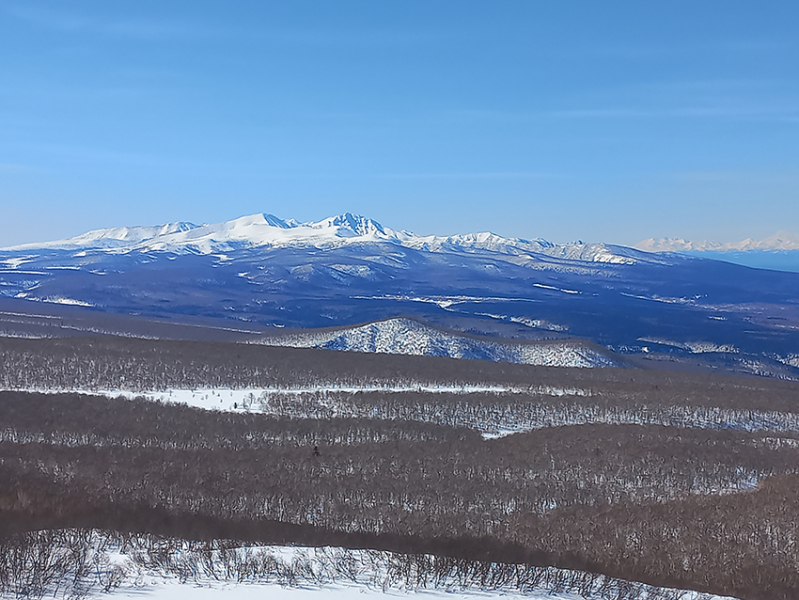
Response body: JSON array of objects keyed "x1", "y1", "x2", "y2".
[{"x1": 1, "y1": 0, "x2": 797, "y2": 246}]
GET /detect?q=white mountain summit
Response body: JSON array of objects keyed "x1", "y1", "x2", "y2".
[
  {"x1": 6, "y1": 213, "x2": 391, "y2": 253},
  {"x1": 4, "y1": 212, "x2": 646, "y2": 265}
]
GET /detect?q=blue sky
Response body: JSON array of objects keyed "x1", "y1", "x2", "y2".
[{"x1": 1, "y1": 0, "x2": 797, "y2": 246}]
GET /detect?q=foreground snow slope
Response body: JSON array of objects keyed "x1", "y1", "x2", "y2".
[
  {"x1": 6, "y1": 531, "x2": 735, "y2": 600},
  {"x1": 111, "y1": 581, "x2": 727, "y2": 600}
]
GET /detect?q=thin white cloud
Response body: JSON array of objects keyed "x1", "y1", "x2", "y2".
[
  {"x1": 2, "y1": 3, "x2": 87, "y2": 31},
  {"x1": 2, "y1": 3, "x2": 216, "y2": 41},
  {"x1": 576, "y1": 39, "x2": 792, "y2": 60},
  {"x1": 442, "y1": 77, "x2": 799, "y2": 123},
  {"x1": 442, "y1": 106, "x2": 798, "y2": 123},
  {"x1": 251, "y1": 28, "x2": 447, "y2": 48},
  {"x1": 668, "y1": 168, "x2": 799, "y2": 184},
  {"x1": 377, "y1": 172, "x2": 555, "y2": 180},
  {"x1": 550, "y1": 78, "x2": 799, "y2": 120},
  {"x1": 546, "y1": 107, "x2": 797, "y2": 119},
  {"x1": 10, "y1": 141, "x2": 199, "y2": 170},
  {"x1": 2, "y1": 3, "x2": 442, "y2": 48},
  {"x1": 0, "y1": 163, "x2": 33, "y2": 172}
]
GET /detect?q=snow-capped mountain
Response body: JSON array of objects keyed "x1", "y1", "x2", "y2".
[
  {"x1": 3, "y1": 212, "x2": 656, "y2": 266},
  {"x1": 9, "y1": 221, "x2": 201, "y2": 251},
  {"x1": 636, "y1": 230, "x2": 799, "y2": 273},
  {"x1": 5, "y1": 213, "x2": 388, "y2": 253},
  {"x1": 1, "y1": 212, "x2": 798, "y2": 378},
  {"x1": 636, "y1": 230, "x2": 799, "y2": 253}
]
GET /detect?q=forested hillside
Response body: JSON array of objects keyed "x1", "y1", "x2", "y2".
[{"x1": 1, "y1": 333, "x2": 799, "y2": 600}]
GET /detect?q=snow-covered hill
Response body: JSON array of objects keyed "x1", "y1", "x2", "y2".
[{"x1": 259, "y1": 317, "x2": 620, "y2": 368}]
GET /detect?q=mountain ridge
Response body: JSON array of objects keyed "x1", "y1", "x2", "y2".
[{"x1": 2, "y1": 212, "x2": 657, "y2": 266}]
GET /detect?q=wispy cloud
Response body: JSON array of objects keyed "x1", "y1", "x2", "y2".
[
  {"x1": 2, "y1": 3, "x2": 216, "y2": 41},
  {"x1": 0, "y1": 163, "x2": 33, "y2": 172},
  {"x1": 545, "y1": 107, "x2": 798, "y2": 119},
  {"x1": 2, "y1": 3, "x2": 441, "y2": 48},
  {"x1": 376, "y1": 172, "x2": 555, "y2": 180},
  {"x1": 251, "y1": 28, "x2": 447, "y2": 48},
  {"x1": 10, "y1": 141, "x2": 199, "y2": 171},
  {"x1": 577, "y1": 39, "x2": 792, "y2": 60},
  {"x1": 549, "y1": 79, "x2": 799, "y2": 121},
  {"x1": 442, "y1": 78, "x2": 799, "y2": 124},
  {"x1": 668, "y1": 168, "x2": 799, "y2": 184}
]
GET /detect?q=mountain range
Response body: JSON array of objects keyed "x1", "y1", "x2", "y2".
[
  {"x1": 1, "y1": 213, "x2": 798, "y2": 378},
  {"x1": 636, "y1": 230, "x2": 799, "y2": 253},
  {"x1": 6, "y1": 212, "x2": 648, "y2": 266},
  {"x1": 636, "y1": 231, "x2": 799, "y2": 273}
]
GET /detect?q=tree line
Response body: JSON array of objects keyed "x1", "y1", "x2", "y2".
[
  {"x1": 256, "y1": 388, "x2": 799, "y2": 436},
  {"x1": 1, "y1": 336, "x2": 798, "y2": 412}
]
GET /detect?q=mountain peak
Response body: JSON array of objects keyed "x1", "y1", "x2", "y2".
[{"x1": 310, "y1": 213, "x2": 387, "y2": 237}]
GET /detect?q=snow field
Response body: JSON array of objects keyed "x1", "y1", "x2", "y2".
[
  {"x1": 5, "y1": 531, "x2": 736, "y2": 600},
  {"x1": 11, "y1": 383, "x2": 592, "y2": 415}
]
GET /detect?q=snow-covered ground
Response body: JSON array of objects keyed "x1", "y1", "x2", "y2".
[
  {"x1": 4, "y1": 533, "x2": 736, "y2": 600},
  {"x1": 111, "y1": 584, "x2": 577, "y2": 600},
  {"x1": 108, "y1": 581, "x2": 711, "y2": 600},
  {"x1": 12, "y1": 383, "x2": 592, "y2": 413},
  {"x1": 108, "y1": 579, "x2": 587, "y2": 600}
]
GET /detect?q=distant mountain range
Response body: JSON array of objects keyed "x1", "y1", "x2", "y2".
[
  {"x1": 1, "y1": 213, "x2": 798, "y2": 378},
  {"x1": 6, "y1": 212, "x2": 650, "y2": 266},
  {"x1": 10, "y1": 213, "x2": 796, "y2": 270},
  {"x1": 636, "y1": 230, "x2": 799, "y2": 253},
  {"x1": 636, "y1": 231, "x2": 799, "y2": 273}
]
